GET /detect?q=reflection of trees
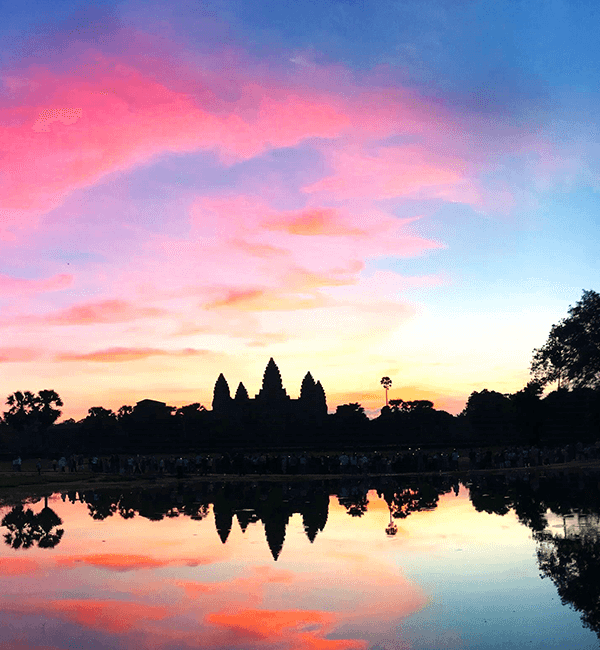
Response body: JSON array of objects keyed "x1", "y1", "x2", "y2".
[
  {"x1": 84, "y1": 492, "x2": 118, "y2": 520},
  {"x1": 2, "y1": 497, "x2": 64, "y2": 549},
  {"x1": 536, "y1": 527, "x2": 600, "y2": 637},
  {"x1": 2, "y1": 506, "x2": 38, "y2": 549},
  {"x1": 381, "y1": 483, "x2": 441, "y2": 520},
  {"x1": 338, "y1": 489, "x2": 369, "y2": 517},
  {"x1": 467, "y1": 470, "x2": 600, "y2": 636}
]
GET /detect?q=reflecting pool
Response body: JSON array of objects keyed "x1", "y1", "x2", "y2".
[{"x1": 1, "y1": 471, "x2": 599, "y2": 649}]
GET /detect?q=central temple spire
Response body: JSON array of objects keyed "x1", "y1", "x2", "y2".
[{"x1": 256, "y1": 358, "x2": 289, "y2": 401}]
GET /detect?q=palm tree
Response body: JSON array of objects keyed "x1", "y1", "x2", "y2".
[
  {"x1": 380, "y1": 377, "x2": 392, "y2": 407},
  {"x1": 35, "y1": 497, "x2": 64, "y2": 548}
]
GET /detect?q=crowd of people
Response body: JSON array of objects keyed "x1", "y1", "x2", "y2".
[{"x1": 10, "y1": 440, "x2": 600, "y2": 478}]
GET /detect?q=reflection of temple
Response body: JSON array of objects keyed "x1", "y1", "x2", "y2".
[
  {"x1": 212, "y1": 358, "x2": 327, "y2": 423},
  {"x1": 4, "y1": 477, "x2": 455, "y2": 559},
  {"x1": 211, "y1": 482, "x2": 330, "y2": 560}
]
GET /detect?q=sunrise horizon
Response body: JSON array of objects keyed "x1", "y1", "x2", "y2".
[{"x1": 2, "y1": 1, "x2": 599, "y2": 424}]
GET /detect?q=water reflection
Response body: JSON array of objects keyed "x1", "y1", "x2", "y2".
[
  {"x1": 537, "y1": 520, "x2": 600, "y2": 637},
  {"x1": 1, "y1": 472, "x2": 600, "y2": 648},
  {"x1": 2, "y1": 495, "x2": 63, "y2": 549},
  {"x1": 2, "y1": 476, "x2": 461, "y2": 557}
]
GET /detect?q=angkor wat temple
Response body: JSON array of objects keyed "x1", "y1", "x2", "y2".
[{"x1": 212, "y1": 358, "x2": 327, "y2": 425}]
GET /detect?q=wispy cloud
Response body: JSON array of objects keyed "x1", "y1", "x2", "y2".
[
  {"x1": 0, "y1": 274, "x2": 72, "y2": 295},
  {"x1": 56, "y1": 347, "x2": 212, "y2": 362}
]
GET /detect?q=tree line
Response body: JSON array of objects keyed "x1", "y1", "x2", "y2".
[{"x1": 1, "y1": 290, "x2": 599, "y2": 455}]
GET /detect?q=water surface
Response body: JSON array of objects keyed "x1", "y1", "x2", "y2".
[{"x1": 1, "y1": 473, "x2": 598, "y2": 649}]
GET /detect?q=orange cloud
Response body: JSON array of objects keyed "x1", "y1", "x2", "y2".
[
  {"x1": 205, "y1": 288, "x2": 333, "y2": 312},
  {"x1": 207, "y1": 609, "x2": 330, "y2": 638},
  {"x1": 0, "y1": 273, "x2": 72, "y2": 295},
  {"x1": 264, "y1": 208, "x2": 366, "y2": 237},
  {"x1": 55, "y1": 347, "x2": 210, "y2": 362},
  {"x1": 47, "y1": 599, "x2": 168, "y2": 633}
]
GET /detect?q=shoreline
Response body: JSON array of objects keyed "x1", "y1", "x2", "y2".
[{"x1": 1, "y1": 459, "x2": 600, "y2": 500}]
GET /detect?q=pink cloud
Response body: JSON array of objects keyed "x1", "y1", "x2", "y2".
[
  {"x1": 0, "y1": 348, "x2": 41, "y2": 362},
  {"x1": 303, "y1": 145, "x2": 482, "y2": 203},
  {"x1": 187, "y1": 195, "x2": 442, "y2": 280},
  {"x1": 231, "y1": 239, "x2": 289, "y2": 259},
  {"x1": 0, "y1": 274, "x2": 72, "y2": 295},
  {"x1": 38, "y1": 299, "x2": 166, "y2": 326},
  {"x1": 247, "y1": 332, "x2": 291, "y2": 347},
  {"x1": 0, "y1": 56, "x2": 354, "y2": 225}
]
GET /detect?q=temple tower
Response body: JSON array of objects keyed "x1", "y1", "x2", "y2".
[
  {"x1": 212, "y1": 373, "x2": 231, "y2": 414},
  {"x1": 256, "y1": 358, "x2": 289, "y2": 402},
  {"x1": 235, "y1": 382, "x2": 249, "y2": 401}
]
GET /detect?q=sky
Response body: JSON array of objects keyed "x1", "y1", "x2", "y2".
[{"x1": 1, "y1": 0, "x2": 600, "y2": 420}]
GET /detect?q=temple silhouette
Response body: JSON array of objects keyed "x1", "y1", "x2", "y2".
[{"x1": 212, "y1": 358, "x2": 327, "y2": 428}]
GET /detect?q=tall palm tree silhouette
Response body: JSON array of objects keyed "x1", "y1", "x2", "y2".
[{"x1": 380, "y1": 377, "x2": 392, "y2": 407}]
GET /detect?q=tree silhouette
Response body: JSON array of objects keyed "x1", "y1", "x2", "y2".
[
  {"x1": 117, "y1": 405, "x2": 133, "y2": 420},
  {"x1": 532, "y1": 289, "x2": 600, "y2": 389},
  {"x1": 36, "y1": 390, "x2": 63, "y2": 429},
  {"x1": 4, "y1": 391, "x2": 39, "y2": 433},
  {"x1": 380, "y1": 377, "x2": 392, "y2": 407},
  {"x1": 4, "y1": 390, "x2": 62, "y2": 450},
  {"x1": 338, "y1": 492, "x2": 369, "y2": 517}
]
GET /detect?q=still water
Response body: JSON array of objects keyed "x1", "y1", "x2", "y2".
[{"x1": 1, "y1": 472, "x2": 599, "y2": 649}]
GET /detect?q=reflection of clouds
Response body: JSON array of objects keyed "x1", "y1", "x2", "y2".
[
  {"x1": 55, "y1": 552, "x2": 220, "y2": 572},
  {"x1": 206, "y1": 609, "x2": 368, "y2": 649},
  {"x1": 0, "y1": 557, "x2": 39, "y2": 576},
  {"x1": 47, "y1": 599, "x2": 169, "y2": 633},
  {"x1": 0, "y1": 492, "x2": 427, "y2": 650}
]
